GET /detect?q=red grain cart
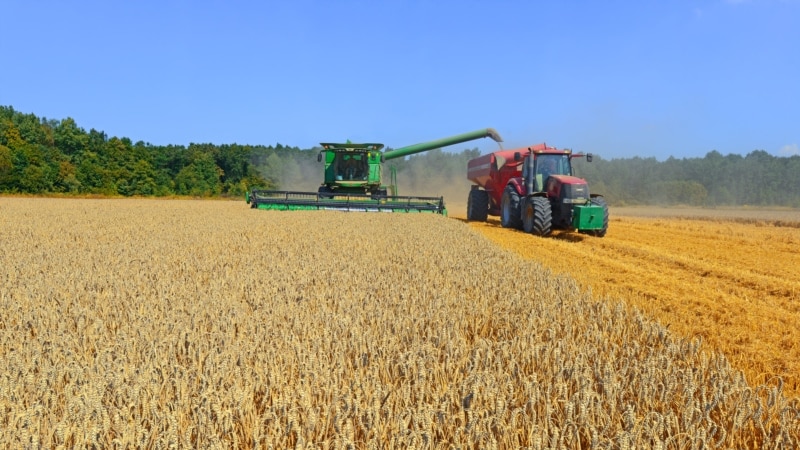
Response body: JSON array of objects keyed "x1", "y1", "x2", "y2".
[{"x1": 466, "y1": 143, "x2": 608, "y2": 236}]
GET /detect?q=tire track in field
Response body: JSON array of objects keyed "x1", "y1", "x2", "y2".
[{"x1": 460, "y1": 214, "x2": 800, "y2": 397}]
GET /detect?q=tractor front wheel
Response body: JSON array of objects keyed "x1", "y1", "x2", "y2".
[
  {"x1": 522, "y1": 198, "x2": 534, "y2": 233},
  {"x1": 523, "y1": 196, "x2": 552, "y2": 236},
  {"x1": 501, "y1": 185, "x2": 522, "y2": 229},
  {"x1": 467, "y1": 188, "x2": 489, "y2": 222}
]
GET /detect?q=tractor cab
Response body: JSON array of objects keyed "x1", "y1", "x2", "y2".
[{"x1": 523, "y1": 153, "x2": 573, "y2": 192}]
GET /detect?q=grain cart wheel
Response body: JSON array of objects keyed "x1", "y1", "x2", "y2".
[
  {"x1": 467, "y1": 188, "x2": 489, "y2": 222},
  {"x1": 587, "y1": 197, "x2": 609, "y2": 237},
  {"x1": 501, "y1": 185, "x2": 522, "y2": 229},
  {"x1": 527, "y1": 196, "x2": 552, "y2": 236}
]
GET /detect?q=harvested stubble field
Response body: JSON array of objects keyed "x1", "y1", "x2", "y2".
[
  {"x1": 1, "y1": 198, "x2": 798, "y2": 448},
  {"x1": 462, "y1": 208, "x2": 800, "y2": 399}
]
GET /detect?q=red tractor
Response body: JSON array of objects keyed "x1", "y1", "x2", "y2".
[{"x1": 466, "y1": 143, "x2": 608, "y2": 237}]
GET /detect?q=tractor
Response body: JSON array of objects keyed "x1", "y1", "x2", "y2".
[
  {"x1": 466, "y1": 143, "x2": 608, "y2": 236},
  {"x1": 248, "y1": 128, "x2": 502, "y2": 214}
]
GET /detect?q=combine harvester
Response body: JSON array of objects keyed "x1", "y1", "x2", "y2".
[
  {"x1": 247, "y1": 128, "x2": 503, "y2": 214},
  {"x1": 466, "y1": 143, "x2": 609, "y2": 236}
]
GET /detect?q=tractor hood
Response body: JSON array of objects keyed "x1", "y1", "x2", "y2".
[
  {"x1": 547, "y1": 175, "x2": 590, "y2": 202},
  {"x1": 550, "y1": 174, "x2": 588, "y2": 185}
]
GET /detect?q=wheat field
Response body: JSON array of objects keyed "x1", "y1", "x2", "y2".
[{"x1": 1, "y1": 198, "x2": 798, "y2": 448}]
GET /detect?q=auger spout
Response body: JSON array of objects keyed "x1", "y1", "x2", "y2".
[{"x1": 383, "y1": 128, "x2": 503, "y2": 161}]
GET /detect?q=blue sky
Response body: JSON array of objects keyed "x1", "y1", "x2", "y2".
[{"x1": 2, "y1": 0, "x2": 798, "y2": 160}]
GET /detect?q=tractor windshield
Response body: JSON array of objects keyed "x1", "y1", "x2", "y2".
[
  {"x1": 536, "y1": 154, "x2": 571, "y2": 178},
  {"x1": 530, "y1": 154, "x2": 572, "y2": 191},
  {"x1": 335, "y1": 153, "x2": 369, "y2": 181}
]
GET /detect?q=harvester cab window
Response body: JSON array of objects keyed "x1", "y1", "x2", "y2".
[{"x1": 336, "y1": 153, "x2": 368, "y2": 181}]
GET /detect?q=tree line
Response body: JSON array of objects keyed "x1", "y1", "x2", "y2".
[
  {"x1": 1, "y1": 106, "x2": 798, "y2": 206},
  {"x1": 572, "y1": 150, "x2": 800, "y2": 207}
]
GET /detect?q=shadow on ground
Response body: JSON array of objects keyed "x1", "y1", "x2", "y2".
[{"x1": 452, "y1": 217, "x2": 587, "y2": 242}]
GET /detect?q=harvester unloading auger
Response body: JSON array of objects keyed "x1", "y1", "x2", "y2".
[{"x1": 247, "y1": 128, "x2": 503, "y2": 214}]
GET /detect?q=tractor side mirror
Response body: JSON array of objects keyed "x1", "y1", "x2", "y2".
[
  {"x1": 317, "y1": 153, "x2": 323, "y2": 162},
  {"x1": 514, "y1": 152, "x2": 521, "y2": 162},
  {"x1": 586, "y1": 153, "x2": 593, "y2": 163}
]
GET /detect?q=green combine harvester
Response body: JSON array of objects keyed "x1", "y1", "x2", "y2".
[{"x1": 247, "y1": 128, "x2": 503, "y2": 214}]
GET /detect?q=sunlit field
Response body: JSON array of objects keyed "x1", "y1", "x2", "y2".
[
  {"x1": 1, "y1": 198, "x2": 798, "y2": 448},
  {"x1": 613, "y1": 205, "x2": 800, "y2": 224},
  {"x1": 463, "y1": 207, "x2": 800, "y2": 399}
]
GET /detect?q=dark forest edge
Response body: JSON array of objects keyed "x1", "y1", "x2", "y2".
[{"x1": 1, "y1": 106, "x2": 798, "y2": 207}]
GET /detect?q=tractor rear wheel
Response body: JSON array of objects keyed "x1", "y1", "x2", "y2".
[
  {"x1": 467, "y1": 189, "x2": 489, "y2": 222},
  {"x1": 501, "y1": 185, "x2": 522, "y2": 229},
  {"x1": 587, "y1": 197, "x2": 609, "y2": 237},
  {"x1": 524, "y1": 196, "x2": 552, "y2": 236}
]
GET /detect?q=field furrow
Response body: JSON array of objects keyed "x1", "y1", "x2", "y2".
[{"x1": 464, "y1": 212, "x2": 800, "y2": 397}]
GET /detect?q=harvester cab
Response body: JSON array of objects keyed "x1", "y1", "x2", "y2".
[
  {"x1": 317, "y1": 143, "x2": 384, "y2": 193},
  {"x1": 336, "y1": 154, "x2": 367, "y2": 181},
  {"x1": 467, "y1": 143, "x2": 608, "y2": 237},
  {"x1": 248, "y1": 128, "x2": 503, "y2": 214}
]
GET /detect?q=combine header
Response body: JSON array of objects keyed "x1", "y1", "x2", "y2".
[
  {"x1": 248, "y1": 128, "x2": 502, "y2": 214},
  {"x1": 246, "y1": 191, "x2": 446, "y2": 213}
]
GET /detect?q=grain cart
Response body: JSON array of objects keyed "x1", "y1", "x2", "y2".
[
  {"x1": 466, "y1": 143, "x2": 608, "y2": 236},
  {"x1": 248, "y1": 128, "x2": 502, "y2": 214}
]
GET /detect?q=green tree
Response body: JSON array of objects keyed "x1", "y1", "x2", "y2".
[
  {"x1": 125, "y1": 160, "x2": 158, "y2": 196},
  {"x1": 55, "y1": 160, "x2": 81, "y2": 193},
  {"x1": 76, "y1": 151, "x2": 115, "y2": 194},
  {"x1": 0, "y1": 144, "x2": 12, "y2": 189},
  {"x1": 175, "y1": 151, "x2": 222, "y2": 196},
  {"x1": 54, "y1": 117, "x2": 88, "y2": 157},
  {"x1": 13, "y1": 143, "x2": 57, "y2": 193}
]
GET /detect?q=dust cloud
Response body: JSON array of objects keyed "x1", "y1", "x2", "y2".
[
  {"x1": 264, "y1": 151, "x2": 477, "y2": 216},
  {"x1": 277, "y1": 156, "x2": 325, "y2": 192},
  {"x1": 396, "y1": 171, "x2": 473, "y2": 217}
]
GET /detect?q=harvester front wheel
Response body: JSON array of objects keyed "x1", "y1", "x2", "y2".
[
  {"x1": 586, "y1": 197, "x2": 609, "y2": 237},
  {"x1": 501, "y1": 186, "x2": 522, "y2": 229},
  {"x1": 372, "y1": 188, "x2": 388, "y2": 200},
  {"x1": 319, "y1": 186, "x2": 334, "y2": 199},
  {"x1": 467, "y1": 189, "x2": 489, "y2": 222},
  {"x1": 523, "y1": 196, "x2": 552, "y2": 236}
]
